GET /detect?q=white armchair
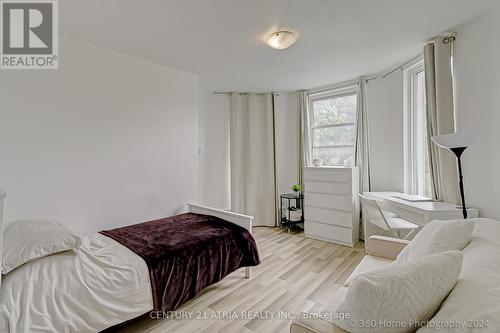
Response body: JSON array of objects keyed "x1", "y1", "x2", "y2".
[{"x1": 365, "y1": 235, "x2": 410, "y2": 260}]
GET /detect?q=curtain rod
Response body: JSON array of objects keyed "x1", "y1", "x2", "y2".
[
  {"x1": 302, "y1": 50, "x2": 425, "y2": 92},
  {"x1": 367, "y1": 32, "x2": 456, "y2": 83},
  {"x1": 213, "y1": 91, "x2": 279, "y2": 96},
  {"x1": 364, "y1": 52, "x2": 424, "y2": 84},
  {"x1": 306, "y1": 79, "x2": 360, "y2": 96},
  {"x1": 382, "y1": 52, "x2": 424, "y2": 78}
]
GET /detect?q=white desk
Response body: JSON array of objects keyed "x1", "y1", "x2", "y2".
[{"x1": 363, "y1": 191, "x2": 479, "y2": 240}]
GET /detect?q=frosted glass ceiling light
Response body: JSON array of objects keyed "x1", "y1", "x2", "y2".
[{"x1": 267, "y1": 31, "x2": 297, "y2": 50}]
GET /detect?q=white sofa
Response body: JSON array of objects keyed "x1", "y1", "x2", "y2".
[{"x1": 290, "y1": 218, "x2": 500, "y2": 333}]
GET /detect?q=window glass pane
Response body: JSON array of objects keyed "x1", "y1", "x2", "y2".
[
  {"x1": 313, "y1": 125, "x2": 356, "y2": 147},
  {"x1": 411, "y1": 68, "x2": 431, "y2": 198},
  {"x1": 312, "y1": 146, "x2": 354, "y2": 167},
  {"x1": 416, "y1": 70, "x2": 432, "y2": 198},
  {"x1": 404, "y1": 62, "x2": 431, "y2": 197},
  {"x1": 312, "y1": 94, "x2": 357, "y2": 126}
]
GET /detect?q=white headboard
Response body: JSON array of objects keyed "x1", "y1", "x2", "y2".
[{"x1": 0, "y1": 188, "x2": 6, "y2": 285}]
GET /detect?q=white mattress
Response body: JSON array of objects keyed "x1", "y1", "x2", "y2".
[{"x1": 0, "y1": 233, "x2": 153, "y2": 333}]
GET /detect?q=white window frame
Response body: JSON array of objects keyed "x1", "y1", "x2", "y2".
[
  {"x1": 403, "y1": 57, "x2": 428, "y2": 196},
  {"x1": 308, "y1": 85, "x2": 358, "y2": 167}
]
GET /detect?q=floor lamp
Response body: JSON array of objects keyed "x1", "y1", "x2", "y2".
[{"x1": 431, "y1": 133, "x2": 476, "y2": 219}]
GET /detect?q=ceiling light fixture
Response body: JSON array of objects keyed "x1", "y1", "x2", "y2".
[{"x1": 267, "y1": 31, "x2": 297, "y2": 50}]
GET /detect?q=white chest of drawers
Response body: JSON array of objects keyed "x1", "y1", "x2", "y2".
[{"x1": 304, "y1": 167, "x2": 360, "y2": 247}]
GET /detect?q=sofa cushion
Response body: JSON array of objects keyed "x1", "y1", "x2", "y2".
[
  {"x1": 344, "y1": 255, "x2": 392, "y2": 287},
  {"x1": 417, "y1": 218, "x2": 500, "y2": 332},
  {"x1": 394, "y1": 219, "x2": 474, "y2": 265},
  {"x1": 333, "y1": 251, "x2": 463, "y2": 333}
]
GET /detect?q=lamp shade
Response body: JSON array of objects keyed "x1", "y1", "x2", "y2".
[{"x1": 431, "y1": 132, "x2": 477, "y2": 149}]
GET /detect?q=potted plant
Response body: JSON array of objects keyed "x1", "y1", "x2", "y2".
[{"x1": 291, "y1": 184, "x2": 302, "y2": 196}]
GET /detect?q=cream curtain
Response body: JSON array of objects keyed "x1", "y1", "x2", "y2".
[
  {"x1": 355, "y1": 80, "x2": 372, "y2": 193},
  {"x1": 424, "y1": 38, "x2": 459, "y2": 204},
  {"x1": 229, "y1": 93, "x2": 277, "y2": 226},
  {"x1": 298, "y1": 91, "x2": 312, "y2": 187}
]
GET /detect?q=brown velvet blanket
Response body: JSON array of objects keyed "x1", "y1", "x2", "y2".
[{"x1": 100, "y1": 213, "x2": 260, "y2": 311}]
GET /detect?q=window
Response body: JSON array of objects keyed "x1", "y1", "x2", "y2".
[
  {"x1": 309, "y1": 88, "x2": 357, "y2": 167},
  {"x1": 404, "y1": 60, "x2": 431, "y2": 197}
]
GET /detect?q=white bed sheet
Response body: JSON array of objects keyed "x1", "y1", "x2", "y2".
[{"x1": 0, "y1": 232, "x2": 153, "y2": 333}]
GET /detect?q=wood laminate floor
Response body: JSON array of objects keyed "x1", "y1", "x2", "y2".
[{"x1": 108, "y1": 227, "x2": 365, "y2": 333}]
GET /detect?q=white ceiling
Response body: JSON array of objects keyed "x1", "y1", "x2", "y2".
[{"x1": 61, "y1": 0, "x2": 496, "y2": 92}]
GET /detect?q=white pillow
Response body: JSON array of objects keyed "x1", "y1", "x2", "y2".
[
  {"x1": 333, "y1": 250, "x2": 463, "y2": 333},
  {"x1": 2, "y1": 219, "x2": 81, "y2": 274},
  {"x1": 394, "y1": 219, "x2": 474, "y2": 265}
]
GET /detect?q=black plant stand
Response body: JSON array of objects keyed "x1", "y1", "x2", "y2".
[{"x1": 280, "y1": 193, "x2": 304, "y2": 232}]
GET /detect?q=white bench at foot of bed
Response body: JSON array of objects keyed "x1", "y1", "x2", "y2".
[{"x1": 186, "y1": 203, "x2": 254, "y2": 279}]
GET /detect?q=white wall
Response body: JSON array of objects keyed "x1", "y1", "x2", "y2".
[
  {"x1": 366, "y1": 72, "x2": 405, "y2": 192},
  {"x1": 453, "y1": 4, "x2": 500, "y2": 219},
  {"x1": 275, "y1": 92, "x2": 300, "y2": 195},
  {"x1": 198, "y1": 82, "x2": 231, "y2": 209},
  {"x1": 0, "y1": 36, "x2": 199, "y2": 234}
]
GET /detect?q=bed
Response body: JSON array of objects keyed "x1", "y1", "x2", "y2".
[{"x1": 0, "y1": 191, "x2": 259, "y2": 333}]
